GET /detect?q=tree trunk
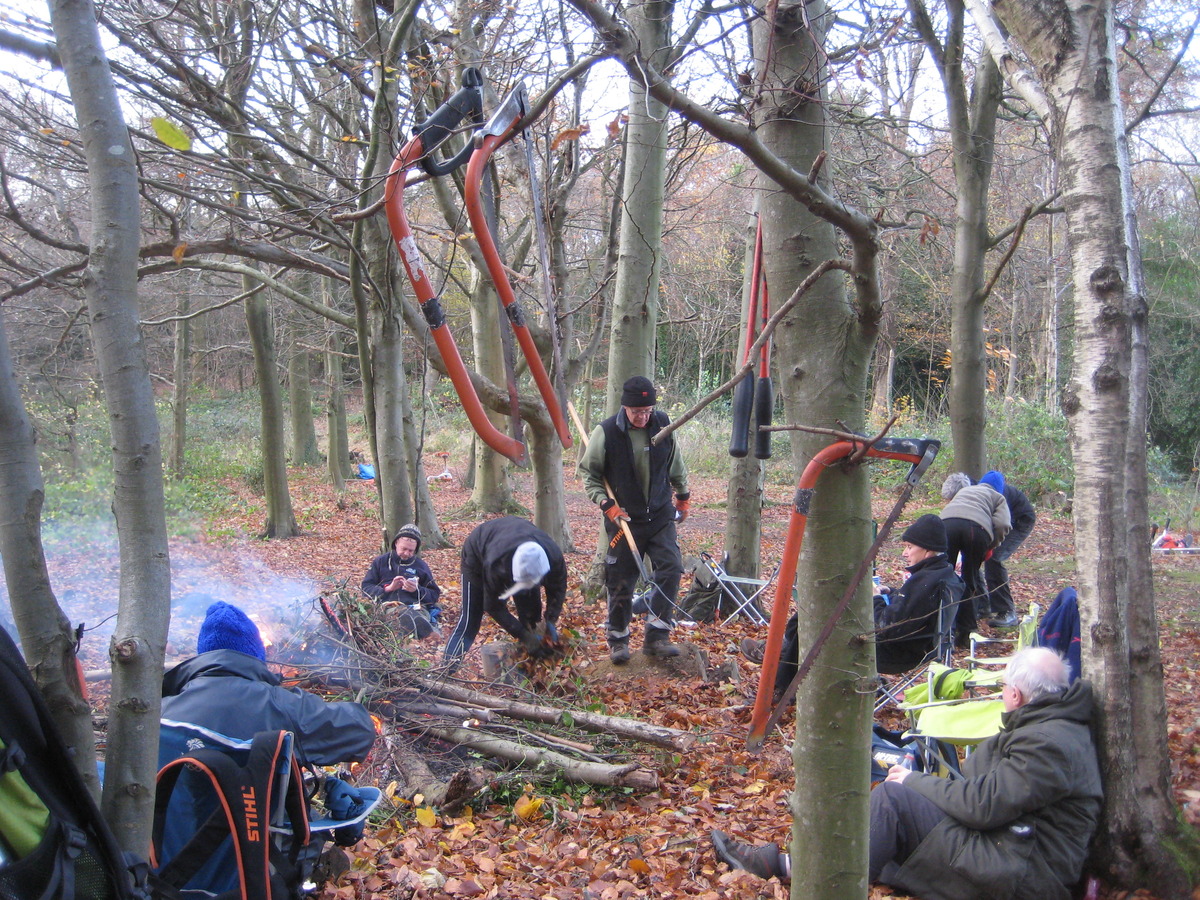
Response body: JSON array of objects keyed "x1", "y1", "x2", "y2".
[
  {"x1": 372, "y1": 305, "x2": 415, "y2": 537},
  {"x1": 605, "y1": 0, "x2": 674, "y2": 413},
  {"x1": 170, "y1": 290, "x2": 190, "y2": 478},
  {"x1": 51, "y1": 0, "x2": 171, "y2": 852},
  {"x1": 753, "y1": 4, "x2": 878, "y2": 897},
  {"x1": 977, "y1": 0, "x2": 1192, "y2": 892},
  {"x1": 245, "y1": 281, "x2": 300, "y2": 538},
  {"x1": 726, "y1": 210, "x2": 765, "y2": 578},
  {"x1": 326, "y1": 328, "x2": 349, "y2": 490},
  {"x1": 913, "y1": 0, "x2": 1001, "y2": 478},
  {"x1": 0, "y1": 309, "x2": 99, "y2": 799},
  {"x1": 469, "y1": 277, "x2": 516, "y2": 514},
  {"x1": 288, "y1": 339, "x2": 321, "y2": 467}
]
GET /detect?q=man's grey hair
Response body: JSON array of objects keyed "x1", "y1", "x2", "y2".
[
  {"x1": 1005, "y1": 647, "x2": 1071, "y2": 703},
  {"x1": 941, "y1": 472, "x2": 972, "y2": 501}
]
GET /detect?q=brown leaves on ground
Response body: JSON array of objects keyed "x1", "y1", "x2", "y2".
[{"x1": 128, "y1": 459, "x2": 1200, "y2": 899}]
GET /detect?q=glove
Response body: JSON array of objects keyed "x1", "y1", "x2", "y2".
[
  {"x1": 544, "y1": 621, "x2": 559, "y2": 645},
  {"x1": 519, "y1": 629, "x2": 547, "y2": 657},
  {"x1": 600, "y1": 498, "x2": 628, "y2": 524},
  {"x1": 325, "y1": 777, "x2": 369, "y2": 846},
  {"x1": 429, "y1": 606, "x2": 442, "y2": 623},
  {"x1": 674, "y1": 497, "x2": 690, "y2": 523}
]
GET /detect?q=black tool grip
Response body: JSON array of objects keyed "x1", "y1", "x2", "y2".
[
  {"x1": 753, "y1": 376, "x2": 773, "y2": 459},
  {"x1": 414, "y1": 67, "x2": 484, "y2": 177},
  {"x1": 729, "y1": 376, "x2": 754, "y2": 458}
]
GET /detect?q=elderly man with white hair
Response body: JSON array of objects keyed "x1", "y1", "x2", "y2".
[{"x1": 713, "y1": 647, "x2": 1103, "y2": 900}]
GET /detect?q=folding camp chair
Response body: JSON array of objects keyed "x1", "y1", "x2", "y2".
[
  {"x1": 154, "y1": 720, "x2": 381, "y2": 898},
  {"x1": 697, "y1": 551, "x2": 774, "y2": 626},
  {"x1": 966, "y1": 602, "x2": 1041, "y2": 671},
  {"x1": 900, "y1": 694, "x2": 1005, "y2": 771},
  {"x1": 873, "y1": 579, "x2": 960, "y2": 712}
]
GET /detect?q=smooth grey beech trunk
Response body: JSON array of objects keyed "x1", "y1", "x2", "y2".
[
  {"x1": 0, "y1": 310, "x2": 100, "y2": 800},
  {"x1": 752, "y1": 5, "x2": 879, "y2": 896},
  {"x1": 289, "y1": 338, "x2": 321, "y2": 467},
  {"x1": 605, "y1": 0, "x2": 674, "y2": 414},
  {"x1": 973, "y1": 0, "x2": 1192, "y2": 892},
  {"x1": 50, "y1": 0, "x2": 171, "y2": 851},
  {"x1": 326, "y1": 327, "x2": 350, "y2": 490},
  {"x1": 170, "y1": 290, "x2": 190, "y2": 477},
  {"x1": 911, "y1": 0, "x2": 1001, "y2": 478}
]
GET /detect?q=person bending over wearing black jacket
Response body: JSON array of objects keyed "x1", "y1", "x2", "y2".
[
  {"x1": 442, "y1": 516, "x2": 568, "y2": 671},
  {"x1": 162, "y1": 601, "x2": 376, "y2": 767}
]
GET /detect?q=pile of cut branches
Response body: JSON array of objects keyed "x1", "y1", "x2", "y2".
[{"x1": 275, "y1": 592, "x2": 696, "y2": 815}]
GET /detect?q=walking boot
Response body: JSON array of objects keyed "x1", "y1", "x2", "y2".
[
  {"x1": 739, "y1": 637, "x2": 766, "y2": 664},
  {"x1": 609, "y1": 640, "x2": 631, "y2": 665},
  {"x1": 711, "y1": 830, "x2": 786, "y2": 879},
  {"x1": 643, "y1": 628, "x2": 681, "y2": 659}
]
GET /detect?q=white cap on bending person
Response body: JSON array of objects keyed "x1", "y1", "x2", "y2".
[{"x1": 499, "y1": 541, "x2": 551, "y2": 599}]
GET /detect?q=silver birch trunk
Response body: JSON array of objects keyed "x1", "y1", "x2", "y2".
[
  {"x1": 976, "y1": 0, "x2": 1190, "y2": 891},
  {"x1": 0, "y1": 309, "x2": 100, "y2": 799},
  {"x1": 50, "y1": 0, "x2": 171, "y2": 851}
]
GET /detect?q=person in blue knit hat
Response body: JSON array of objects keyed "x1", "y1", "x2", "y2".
[
  {"x1": 194, "y1": 600, "x2": 266, "y2": 659},
  {"x1": 163, "y1": 601, "x2": 375, "y2": 766},
  {"x1": 977, "y1": 470, "x2": 1037, "y2": 629}
]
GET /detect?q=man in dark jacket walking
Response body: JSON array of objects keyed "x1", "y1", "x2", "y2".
[
  {"x1": 442, "y1": 516, "x2": 568, "y2": 670},
  {"x1": 712, "y1": 648, "x2": 1102, "y2": 900},
  {"x1": 162, "y1": 601, "x2": 376, "y2": 767},
  {"x1": 361, "y1": 523, "x2": 443, "y2": 637},
  {"x1": 978, "y1": 470, "x2": 1037, "y2": 628},
  {"x1": 578, "y1": 375, "x2": 690, "y2": 664}
]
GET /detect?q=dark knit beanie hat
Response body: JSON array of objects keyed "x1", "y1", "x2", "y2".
[
  {"x1": 901, "y1": 514, "x2": 948, "y2": 554},
  {"x1": 196, "y1": 601, "x2": 266, "y2": 661},
  {"x1": 393, "y1": 523, "x2": 422, "y2": 553},
  {"x1": 620, "y1": 376, "x2": 657, "y2": 407}
]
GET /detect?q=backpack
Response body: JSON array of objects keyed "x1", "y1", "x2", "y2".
[
  {"x1": 151, "y1": 726, "x2": 311, "y2": 900},
  {"x1": 1038, "y1": 587, "x2": 1081, "y2": 682},
  {"x1": 0, "y1": 626, "x2": 147, "y2": 900}
]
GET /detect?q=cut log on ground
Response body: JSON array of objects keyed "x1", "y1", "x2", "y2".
[
  {"x1": 411, "y1": 674, "x2": 698, "y2": 752},
  {"x1": 418, "y1": 723, "x2": 660, "y2": 790}
]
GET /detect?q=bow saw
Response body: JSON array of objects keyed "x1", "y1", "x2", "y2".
[{"x1": 384, "y1": 68, "x2": 572, "y2": 466}]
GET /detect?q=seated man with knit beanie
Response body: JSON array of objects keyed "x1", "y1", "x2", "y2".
[
  {"x1": 162, "y1": 601, "x2": 377, "y2": 766},
  {"x1": 742, "y1": 514, "x2": 964, "y2": 703}
]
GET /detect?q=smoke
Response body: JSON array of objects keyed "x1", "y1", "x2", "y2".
[{"x1": 0, "y1": 516, "x2": 325, "y2": 668}]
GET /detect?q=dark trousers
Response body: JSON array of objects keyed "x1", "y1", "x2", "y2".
[
  {"x1": 443, "y1": 571, "x2": 541, "y2": 664},
  {"x1": 983, "y1": 518, "x2": 1034, "y2": 618},
  {"x1": 942, "y1": 517, "x2": 991, "y2": 643},
  {"x1": 869, "y1": 781, "x2": 947, "y2": 883},
  {"x1": 604, "y1": 519, "x2": 682, "y2": 643}
]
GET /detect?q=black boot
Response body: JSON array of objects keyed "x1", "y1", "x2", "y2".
[
  {"x1": 643, "y1": 628, "x2": 681, "y2": 659},
  {"x1": 609, "y1": 640, "x2": 631, "y2": 665},
  {"x1": 711, "y1": 830, "x2": 786, "y2": 879}
]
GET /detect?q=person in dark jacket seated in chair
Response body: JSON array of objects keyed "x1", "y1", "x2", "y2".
[
  {"x1": 712, "y1": 647, "x2": 1103, "y2": 900},
  {"x1": 741, "y1": 514, "x2": 963, "y2": 701},
  {"x1": 162, "y1": 601, "x2": 377, "y2": 767}
]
